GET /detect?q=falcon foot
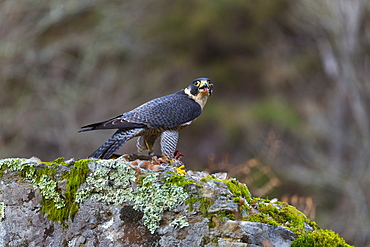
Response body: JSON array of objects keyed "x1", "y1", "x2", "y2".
[{"x1": 174, "y1": 150, "x2": 184, "y2": 160}]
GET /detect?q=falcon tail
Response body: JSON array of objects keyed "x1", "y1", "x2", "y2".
[
  {"x1": 79, "y1": 118, "x2": 146, "y2": 132},
  {"x1": 88, "y1": 128, "x2": 145, "y2": 159}
]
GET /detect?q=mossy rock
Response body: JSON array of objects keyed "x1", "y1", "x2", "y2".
[
  {"x1": 291, "y1": 229, "x2": 353, "y2": 247},
  {"x1": 0, "y1": 157, "x2": 353, "y2": 246}
]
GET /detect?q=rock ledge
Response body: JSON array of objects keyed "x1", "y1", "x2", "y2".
[{"x1": 0, "y1": 157, "x2": 352, "y2": 247}]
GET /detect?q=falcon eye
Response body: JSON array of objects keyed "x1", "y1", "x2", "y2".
[{"x1": 194, "y1": 81, "x2": 201, "y2": 87}]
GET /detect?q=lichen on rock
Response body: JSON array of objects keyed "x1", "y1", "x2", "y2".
[
  {"x1": 75, "y1": 159, "x2": 189, "y2": 233},
  {"x1": 0, "y1": 157, "x2": 91, "y2": 227},
  {"x1": 0, "y1": 157, "x2": 354, "y2": 246},
  {"x1": 0, "y1": 202, "x2": 5, "y2": 221}
]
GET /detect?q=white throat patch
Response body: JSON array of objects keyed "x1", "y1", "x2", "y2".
[{"x1": 184, "y1": 87, "x2": 210, "y2": 110}]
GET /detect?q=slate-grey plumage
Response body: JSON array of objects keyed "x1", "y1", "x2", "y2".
[{"x1": 80, "y1": 78, "x2": 213, "y2": 159}]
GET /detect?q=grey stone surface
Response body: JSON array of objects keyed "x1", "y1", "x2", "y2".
[{"x1": 0, "y1": 162, "x2": 296, "y2": 247}]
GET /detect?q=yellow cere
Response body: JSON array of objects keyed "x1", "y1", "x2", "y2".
[{"x1": 200, "y1": 80, "x2": 209, "y2": 85}]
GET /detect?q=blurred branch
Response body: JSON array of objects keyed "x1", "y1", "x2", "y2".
[{"x1": 289, "y1": 1, "x2": 370, "y2": 245}]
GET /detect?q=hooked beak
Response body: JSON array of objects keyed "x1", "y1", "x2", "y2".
[{"x1": 199, "y1": 80, "x2": 213, "y2": 95}]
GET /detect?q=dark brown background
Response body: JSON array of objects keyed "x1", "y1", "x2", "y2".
[{"x1": 1, "y1": 1, "x2": 369, "y2": 246}]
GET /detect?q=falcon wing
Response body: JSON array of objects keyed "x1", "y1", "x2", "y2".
[
  {"x1": 121, "y1": 90, "x2": 202, "y2": 128},
  {"x1": 79, "y1": 90, "x2": 201, "y2": 132}
]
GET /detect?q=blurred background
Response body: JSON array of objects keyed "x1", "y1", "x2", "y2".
[{"x1": 1, "y1": 0, "x2": 369, "y2": 245}]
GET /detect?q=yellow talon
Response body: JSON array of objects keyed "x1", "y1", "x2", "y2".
[{"x1": 176, "y1": 165, "x2": 186, "y2": 175}]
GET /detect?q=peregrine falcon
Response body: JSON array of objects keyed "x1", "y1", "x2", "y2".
[{"x1": 80, "y1": 78, "x2": 213, "y2": 159}]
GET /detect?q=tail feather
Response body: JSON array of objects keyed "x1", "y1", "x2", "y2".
[
  {"x1": 88, "y1": 128, "x2": 145, "y2": 159},
  {"x1": 99, "y1": 139, "x2": 126, "y2": 159},
  {"x1": 79, "y1": 117, "x2": 146, "y2": 132}
]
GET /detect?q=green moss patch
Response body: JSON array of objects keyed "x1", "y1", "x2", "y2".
[
  {"x1": 186, "y1": 197, "x2": 213, "y2": 214},
  {"x1": 186, "y1": 177, "x2": 249, "y2": 227},
  {"x1": 223, "y1": 178, "x2": 251, "y2": 201},
  {"x1": 186, "y1": 196, "x2": 235, "y2": 228},
  {"x1": 200, "y1": 176, "x2": 251, "y2": 201},
  {"x1": 0, "y1": 157, "x2": 92, "y2": 227},
  {"x1": 0, "y1": 163, "x2": 7, "y2": 178},
  {"x1": 291, "y1": 229, "x2": 354, "y2": 247},
  {"x1": 244, "y1": 200, "x2": 317, "y2": 236},
  {"x1": 200, "y1": 236, "x2": 219, "y2": 246},
  {"x1": 41, "y1": 159, "x2": 91, "y2": 227},
  {"x1": 164, "y1": 172, "x2": 200, "y2": 187}
]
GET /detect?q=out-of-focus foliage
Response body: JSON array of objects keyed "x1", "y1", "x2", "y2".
[{"x1": 0, "y1": 0, "x2": 369, "y2": 246}]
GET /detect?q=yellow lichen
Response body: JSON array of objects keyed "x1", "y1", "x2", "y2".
[{"x1": 176, "y1": 165, "x2": 186, "y2": 175}]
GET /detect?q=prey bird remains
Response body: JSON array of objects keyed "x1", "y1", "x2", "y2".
[{"x1": 80, "y1": 78, "x2": 213, "y2": 159}]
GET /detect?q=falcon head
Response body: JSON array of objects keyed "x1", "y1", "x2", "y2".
[
  {"x1": 187, "y1": 78, "x2": 213, "y2": 96},
  {"x1": 185, "y1": 78, "x2": 213, "y2": 109}
]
